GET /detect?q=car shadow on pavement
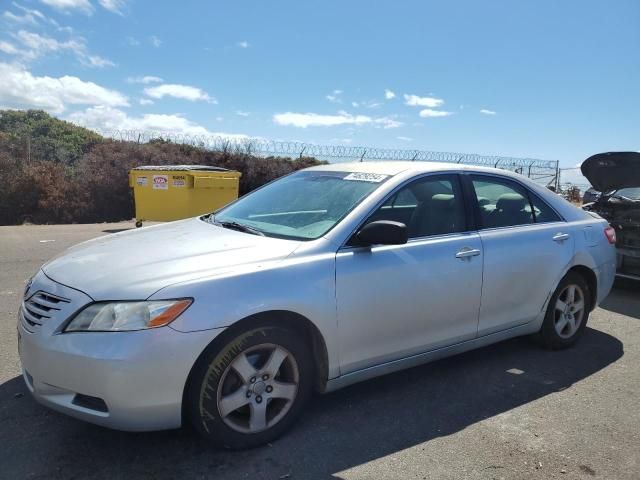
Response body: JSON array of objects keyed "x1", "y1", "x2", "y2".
[
  {"x1": 600, "y1": 279, "x2": 640, "y2": 320},
  {"x1": 0, "y1": 327, "x2": 623, "y2": 480},
  {"x1": 101, "y1": 228, "x2": 132, "y2": 234}
]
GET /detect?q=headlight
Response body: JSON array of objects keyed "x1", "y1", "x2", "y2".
[{"x1": 65, "y1": 299, "x2": 192, "y2": 332}]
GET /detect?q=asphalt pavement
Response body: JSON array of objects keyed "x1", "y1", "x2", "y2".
[{"x1": 1, "y1": 222, "x2": 639, "y2": 479}]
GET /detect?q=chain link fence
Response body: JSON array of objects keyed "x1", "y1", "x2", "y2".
[{"x1": 98, "y1": 130, "x2": 560, "y2": 187}]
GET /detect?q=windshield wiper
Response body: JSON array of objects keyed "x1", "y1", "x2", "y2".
[{"x1": 211, "y1": 218, "x2": 265, "y2": 236}]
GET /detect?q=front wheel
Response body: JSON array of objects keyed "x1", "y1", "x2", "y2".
[
  {"x1": 185, "y1": 325, "x2": 313, "y2": 449},
  {"x1": 539, "y1": 272, "x2": 591, "y2": 349}
]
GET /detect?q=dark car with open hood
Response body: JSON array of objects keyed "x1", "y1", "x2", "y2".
[{"x1": 582, "y1": 152, "x2": 640, "y2": 280}]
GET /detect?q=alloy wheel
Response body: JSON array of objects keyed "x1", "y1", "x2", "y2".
[
  {"x1": 216, "y1": 343, "x2": 299, "y2": 434},
  {"x1": 554, "y1": 284, "x2": 586, "y2": 339}
]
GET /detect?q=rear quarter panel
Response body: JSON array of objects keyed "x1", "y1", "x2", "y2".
[{"x1": 567, "y1": 217, "x2": 617, "y2": 306}]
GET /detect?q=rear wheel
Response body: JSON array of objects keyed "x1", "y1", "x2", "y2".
[
  {"x1": 186, "y1": 325, "x2": 313, "y2": 449},
  {"x1": 539, "y1": 271, "x2": 591, "y2": 349}
]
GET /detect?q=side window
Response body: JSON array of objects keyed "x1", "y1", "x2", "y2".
[
  {"x1": 471, "y1": 176, "x2": 534, "y2": 228},
  {"x1": 530, "y1": 193, "x2": 562, "y2": 223},
  {"x1": 367, "y1": 175, "x2": 467, "y2": 238}
]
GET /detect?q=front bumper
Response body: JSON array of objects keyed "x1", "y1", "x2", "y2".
[
  {"x1": 19, "y1": 322, "x2": 221, "y2": 431},
  {"x1": 17, "y1": 271, "x2": 223, "y2": 431},
  {"x1": 616, "y1": 247, "x2": 640, "y2": 280}
]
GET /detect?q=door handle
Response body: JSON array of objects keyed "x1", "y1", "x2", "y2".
[
  {"x1": 455, "y1": 247, "x2": 481, "y2": 259},
  {"x1": 553, "y1": 232, "x2": 570, "y2": 242}
]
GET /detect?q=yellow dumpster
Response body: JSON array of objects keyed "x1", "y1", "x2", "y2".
[{"x1": 129, "y1": 165, "x2": 241, "y2": 227}]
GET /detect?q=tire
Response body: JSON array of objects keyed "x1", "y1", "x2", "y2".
[
  {"x1": 539, "y1": 271, "x2": 591, "y2": 350},
  {"x1": 185, "y1": 325, "x2": 314, "y2": 449}
]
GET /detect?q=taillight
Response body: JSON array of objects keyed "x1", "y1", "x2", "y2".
[{"x1": 604, "y1": 226, "x2": 616, "y2": 245}]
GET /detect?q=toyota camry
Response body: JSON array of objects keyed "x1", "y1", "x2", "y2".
[{"x1": 18, "y1": 161, "x2": 616, "y2": 448}]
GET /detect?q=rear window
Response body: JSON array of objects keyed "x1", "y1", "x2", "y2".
[{"x1": 471, "y1": 175, "x2": 561, "y2": 228}]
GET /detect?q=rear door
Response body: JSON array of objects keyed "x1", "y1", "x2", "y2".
[{"x1": 466, "y1": 174, "x2": 574, "y2": 336}]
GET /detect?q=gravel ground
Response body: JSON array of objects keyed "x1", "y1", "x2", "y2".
[{"x1": 1, "y1": 222, "x2": 638, "y2": 480}]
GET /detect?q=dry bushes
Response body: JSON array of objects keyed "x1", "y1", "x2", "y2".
[{"x1": 0, "y1": 139, "x2": 325, "y2": 225}]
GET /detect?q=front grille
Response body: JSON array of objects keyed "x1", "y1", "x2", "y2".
[
  {"x1": 21, "y1": 291, "x2": 71, "y2": 330},
  {"x1": 617, "y1": 230, "x2": 640, "y2": 249}
]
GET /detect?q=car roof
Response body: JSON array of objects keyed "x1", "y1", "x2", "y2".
[{"x1": 304, "y1": 160, "x2": 522, "y2": 178}]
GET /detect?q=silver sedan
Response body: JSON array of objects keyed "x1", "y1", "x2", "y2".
[{"x1": 18, "y1": 162, "x2": 617, "y2": 448}]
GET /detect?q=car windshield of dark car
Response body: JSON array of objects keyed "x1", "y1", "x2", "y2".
[
  {"x1": 209, "y1": 170, "x2": 389, "y2": 240},
  {"x1": 612, "y1": 188, "x2": 640, "y2": 202}
]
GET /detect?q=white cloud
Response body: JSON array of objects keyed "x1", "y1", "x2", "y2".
[
  {"x1": 419, "y1": 108, "x2": 453, "y2": 118},
  {"x1": 0, "y1": 41, "x2": 20, "y2": 54},
  {"x1": 14, "y1": 30, "x2": 79, "y2": 55},
  {"x1": 139, "y1": 98, "x2": 154, "y2": 105},
  {"x1": 48, "y1": 18, "x2": 74, "y2": 34},
  {"x1": 274, "y1": 111, "x2": 372, "y2": 128},
  {"x1": 237, "y1": 41, "x2": 249, "y2": 48},
  {"x1": 235, "y1": 110, "x2": 250, "y2": 117},
  {"x1": 374, "y1": 117, "x2": 403, "y2": 129},
  {"x1": 126, "y1": 36, "x2": 140, "y2": 46},
  {"x1": 404, "y1": 94, "x2": 444, "y2": 108},
  {"x1": 98, "y1": 0, "x2": 126, "y2": 15},
  {"x1": 86, "y1": 55, "x2": 115, "y2": 68},
  {"x1": 67, "y1": 106, "x2": 250, "y2": 141},
  {"x1": 126, "y1": 75, "x2": 163, "y2": 84},
  {"x1": 480, "y1": 108, "x2": 497, "y2": 115},
  {"x1": 397, "y1": 136, "x2": 413, "y2": 142},
  {"x1": 8, "y1": 4, "x2": 47, "y2": 24},
  {"x1": 149, "y1": 35, "x2": 162, "y2": 47},
  {"x1": 143, "y1": 84, "x2": 216, "y2": 103},
  {"x1": 4, "y1": 10, "x2": 38, "y2": 25},
  {"x1": 325, "y1": 89, "x2": 343, "y2": 103},
  {"x1": 273, "y1": 111, "x2": 403, "y2": 129},
  {"x1": 0, "y1": 62, "x2": 129, "y2": 114},
  {"x1": 10, "y1": 30, "x2": 114, "y2": 68},
  {"x1": 384, "y1": 89, "x2": 396, "y2": 100},
  {"x1": 40, "y1": 0, "x2": 93, "y2": 15},
  {"x1": 351, "y1": 101, "x2": 359, "y2": 108}
]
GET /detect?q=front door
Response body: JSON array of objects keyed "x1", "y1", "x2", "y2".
[{"x1": 336, "y1": 174, "x2": 484, "y2": 374}]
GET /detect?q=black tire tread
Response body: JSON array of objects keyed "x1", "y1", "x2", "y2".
[
  {"x1": 539, "y1": 271, "x2": 591, "y2": 350},
  {"x1": 185, "y1": 325, "x2": 313, "y2": 449}
]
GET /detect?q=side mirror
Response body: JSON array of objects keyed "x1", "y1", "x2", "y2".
[{"x1": 353, "y1": 220, "x2": 408, "y2": 246}]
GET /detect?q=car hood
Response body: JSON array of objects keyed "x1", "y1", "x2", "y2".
[
  {"x1": 42, "y1": 218, "x2": 301, "y2": 300},
  {"x1": 581, "y1": 152, "x2": 640, "y2": 192}
]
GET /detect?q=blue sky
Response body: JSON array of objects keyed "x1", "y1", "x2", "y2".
[{"x1": 0, "y1": 0, "x2": 638, "y2": 183}]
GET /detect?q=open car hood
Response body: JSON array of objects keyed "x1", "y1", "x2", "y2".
[{"x1": 581, "y1": 152, "x2": 640, "y2": 192}]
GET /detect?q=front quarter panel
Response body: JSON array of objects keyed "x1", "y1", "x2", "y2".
[{"x1": 152, "y1": 252, "x2": 340, "y2": 378}]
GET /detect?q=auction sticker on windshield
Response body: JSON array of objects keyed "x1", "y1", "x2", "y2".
[
  {"x1": 344, "y1": 172, "x2": 388, "y2": 183},
  {"x1": 153, "y1": 175, "x2": 169, "y2": 190}
]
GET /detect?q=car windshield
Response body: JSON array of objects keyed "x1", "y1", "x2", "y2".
[
  {"x1": 210, "y1": 170, "x2": 390, "y2": 240},
  {"x1": 613, "y1": 187, "x2": 640, "y2": 201}
]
